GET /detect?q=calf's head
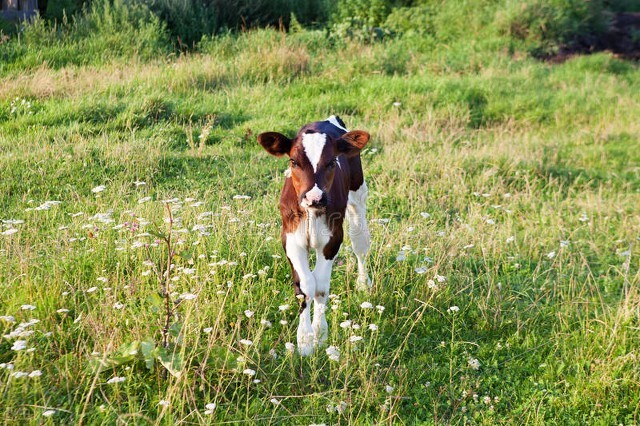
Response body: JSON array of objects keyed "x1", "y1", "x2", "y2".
[{"x1": 258, "y1": 126, "x2": 369, "y2": 209}]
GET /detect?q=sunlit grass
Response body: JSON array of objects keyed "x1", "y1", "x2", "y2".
[{"x1": 0, "y1": 28, "x2": 638, "y2": 424}]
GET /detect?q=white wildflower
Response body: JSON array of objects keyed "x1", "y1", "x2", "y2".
[
  {"x1": 326, "y1": 345, "x2": 340, "y2": 361},
  {"x1": 11, "y1": 340, "x2": 27, "y2": 351},
  {"x1": 91, "y1": 185, "x2": 106, "y2": 193},
  {"x1": 448, "y1": 306, "x2": 460, "y2": 313},
  {"x1": 180, "y1": 293, "x2": 197, "y2": 300},
  {"x1": 339, "y1": 320, "x2": 352, "y2": 329},
  {"x1": 335, "y1": 401, "x2": 347, "y2": 414},
  {"x1": 260, "y1": 319, "x2": 272, "y2": 328},
  {"x1": 242, "y1": 369, "x2": 256, "y2": 377},
  {"x1": 107, "y1": 376, "x2": 126, "y2": 384},
  {"x1": 285, "y1": 342, "x2": 295, "y2": 353},
  {"x1": 360, "y1": 301, "x2": 373, "y2": 309},
  {"x1": 468, "y1": 357, "x2": 481, "y2": 370}
]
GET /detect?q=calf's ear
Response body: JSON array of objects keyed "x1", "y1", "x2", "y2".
[
  {"x1": 258, "y1": 132, "x2": 292, "y2": 157},
  {"x1": 337, "y1": 130, "x2": 370, "y2": 157}
]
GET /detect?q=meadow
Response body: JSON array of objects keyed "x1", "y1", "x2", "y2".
[{"x1": 1, "y1": 2, "x2": 640, "y2": 424}]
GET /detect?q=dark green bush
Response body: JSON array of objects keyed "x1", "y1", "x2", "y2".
[
  {"x1": 44, "y1": 0, "x2": 83, "y2": 21},
  {"x1": 142, "y1": 0, "x2": 217, "y2": 48},
  {"x1": 0, "y1": 0, "x2": 169, "y2": 72},
  {"x1": 383, "y1": 5, "x2": 436, "y2": 36},
  {"x1": 499, "y1": 0, "x2": 611, "y2": 55}
]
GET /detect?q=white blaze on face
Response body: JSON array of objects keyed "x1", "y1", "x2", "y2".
[
  {"x1": 327, "y1": 115, "x2": 348, "y2": 132},
  {"x1": 301, "y1": 132, "x2": 326, "y2": 173}
]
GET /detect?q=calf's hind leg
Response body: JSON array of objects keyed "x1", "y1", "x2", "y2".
[{"x1": 347, "y1": 182, "x2": 372, "y2": 290}]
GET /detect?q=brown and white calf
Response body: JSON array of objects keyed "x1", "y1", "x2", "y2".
[{"x1": 258, "y1": 116, "x2": 372, "y2": 355}]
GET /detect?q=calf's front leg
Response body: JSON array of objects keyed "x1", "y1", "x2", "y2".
[
  {"x1": 285, "y1": 235, "x2": 316, "y2": 356},
  {"x1": 312, "y1": 253, "x2": 334, "y2": 347}
]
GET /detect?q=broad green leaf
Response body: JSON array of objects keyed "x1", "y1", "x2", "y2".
[
  {"x1": 169, "y1": 322, "x2": 182, "y2": 338},
  {"x1": 147, "y1": 292, "x2": 164, "y2": 308},
  {"x1": 141, "y1": 339, "x2": 156, "y2": 370},
  {"x1": 208, "y1": 345, "x2": 237, "y2": 370},
  {"x1": 177, "y1": 250, "x2": 192, "y2": 260},
  {"x1": 148, "y1": 227, "x2": 167, "y2": 240},
  {"x1": 117, "y1": 340, "x2": 140, "y2": 357},
  {"x1": 157, "y1": 348, "x2": 183, "y2": 378}
]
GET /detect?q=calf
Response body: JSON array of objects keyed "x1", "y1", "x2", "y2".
[{"x1": 258, "y1": 116, "x2": 372, "y2": 355}]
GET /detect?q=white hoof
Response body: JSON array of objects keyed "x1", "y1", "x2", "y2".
[
  {"x1": 297, "y1": 328, "x2": 315, "y2": 356},
  {"x1": 313, "y1": 323, "x2": 328, "y2": 348},
  {"x1": 356, "y1": 275, "x2": 372, "y2": 291},
  {"x1": 297, "y1": 339, "x2": 314, "y2": 356}
]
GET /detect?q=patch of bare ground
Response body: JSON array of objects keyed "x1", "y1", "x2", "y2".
[{"x1": 546, "y1": 12, "x2": 640, "y2": 63}]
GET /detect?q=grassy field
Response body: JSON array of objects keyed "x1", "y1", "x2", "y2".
[{"x1": 1, "y1": 19, "x2": 639, "y2": 425}]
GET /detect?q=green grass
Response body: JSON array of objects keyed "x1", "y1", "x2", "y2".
[{"x1": 0, "y1": 27, "x2": 639, "y2": 425}]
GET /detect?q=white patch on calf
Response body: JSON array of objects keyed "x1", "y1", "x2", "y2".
[
  {"x1": 301, "y1": 132, "x2": 326, "y2": 173},
  {"x1": 327, "y1": 115, "x2": 348, "y2": 132},
  {"x1": 285, "y1": 214, "x2": 334, "y2": 354}
]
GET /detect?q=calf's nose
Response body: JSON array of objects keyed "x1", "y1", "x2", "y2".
[{"x1": 303, "y1": 185, "x2": 326, "y2": 207}]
